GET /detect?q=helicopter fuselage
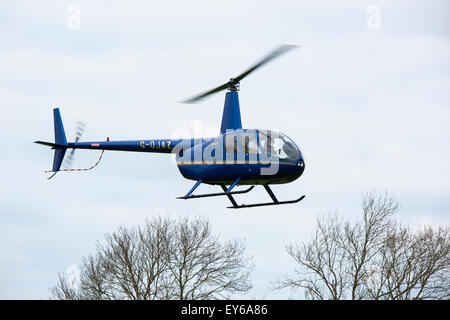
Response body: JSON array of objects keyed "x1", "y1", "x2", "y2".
[{"x1": 69, "y1": 128, "x2": 305, "y2": 186}]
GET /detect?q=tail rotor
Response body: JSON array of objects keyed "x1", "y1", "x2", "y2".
[{"x1": 63, "y1": 121, "x2": 86, "y2": 169}]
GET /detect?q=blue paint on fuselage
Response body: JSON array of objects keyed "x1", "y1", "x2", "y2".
[
  {"x1": 177, "y1": 161, "x2": 305, "y2": 185},
  {"x1": 175, "y1": 129, "x2": 305, "y2": 185}
]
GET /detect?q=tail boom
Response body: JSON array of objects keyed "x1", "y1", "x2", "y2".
[{"x1": 68, "y1": 139, "x2": 183, "y2": 153}]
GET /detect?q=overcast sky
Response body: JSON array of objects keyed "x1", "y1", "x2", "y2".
[{"x1": 0, "y1": 0, "x2": 449, "y2": 299}]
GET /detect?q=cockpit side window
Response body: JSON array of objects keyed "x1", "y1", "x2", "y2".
[
  {"x1": 225, "y1": 134, "x2": 239, "y2": 154},
  {"x1": 258, "y1": 130, "x2": 300, "y2": 161},
  {"x1": 241, "y1": 132, "x2": 258, "y2": 155},
  {"x1": 258, "y1": 131, "x2": 272, "y2": 157},
  {"x1": 225, "y1": 131, "x2": 259, "y2": 155}
]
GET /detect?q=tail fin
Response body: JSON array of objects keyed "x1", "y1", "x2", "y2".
[
  {"x1": 34, "y1": 108, "x2": 68, "y2": 172},
  {"x1": 53, "y1": 108, "x2": 67, "y2": 146},
  {"x1": 51, "y1": 108, "x2": 68, "y2": 172}
]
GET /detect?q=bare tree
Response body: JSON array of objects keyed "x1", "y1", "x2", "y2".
[
  {"x1": 51, "y1": 216, "x2": 252, "y2": 300},
  {"x1": 273, "y1": 192, "x2": 450, "y2": 300},
  {"x1": 166, "y1": 217, "x2": 252, "y2": 299}
]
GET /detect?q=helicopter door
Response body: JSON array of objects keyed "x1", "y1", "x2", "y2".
[
  {"x1": 224, "y1": 131, "x2": 258, "y2": 163},
  {"x1": 241, "y1": 132, "x2": 258, "y2": 163},
  {"x1": 225, "y1": 133, "x2": 238, "y2": 163}
]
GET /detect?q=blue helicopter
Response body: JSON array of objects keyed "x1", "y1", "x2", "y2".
[{"x1": 35, "y1": 45, "x2": 305, "y2": 208}]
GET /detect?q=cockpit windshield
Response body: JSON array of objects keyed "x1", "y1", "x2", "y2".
[{"x1": 258, "y1": 130, "x2": 300, "y2": 161}]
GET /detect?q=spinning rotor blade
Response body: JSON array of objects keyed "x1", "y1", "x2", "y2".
[
  {"x1": 182, "y1": 83, "x2": 229, "y2": 104},
  {"x1": 183, "y1": 44, "x2": 298, "y2": 104},
  {"x1": 233, "y1": 44, "x2": 298, "y2": 83},
  {"x1": 63, "y1": 121, "x2": 86, "y2": 168}
]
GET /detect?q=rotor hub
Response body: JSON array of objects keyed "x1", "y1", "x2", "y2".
[{"x1": 228, "y1": 78, "x2": 240, "y2": 91}]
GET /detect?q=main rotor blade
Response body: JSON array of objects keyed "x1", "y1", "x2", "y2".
[
  {"x1": 233, "y1": 44, "x2": 298, "y2": 83},
  {"x1": 182, "y1": 44, "x2": 298, "y2": 104},
  {"x1": 182, "y1": 82, "x2": 229, "y2": 104}
]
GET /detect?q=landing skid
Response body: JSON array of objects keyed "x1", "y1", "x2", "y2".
[
  {"x1": 228, "y1": 195, "x2": 306, "y2": 209},
  {"x1": 177, "y1": 179, "x2": 305, "y2": 209}
]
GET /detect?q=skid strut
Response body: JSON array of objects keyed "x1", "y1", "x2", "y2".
[
  {"x1": 177, "y1": 178, "x2": 254, "y2": 200},
  {"x1": 220, "y1": 184, "x2": 238, "y2": 208}
]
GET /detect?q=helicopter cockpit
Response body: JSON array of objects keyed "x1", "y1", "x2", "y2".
[{"x1": 223, "y1": 130, "x2": 301, "y2": 162}]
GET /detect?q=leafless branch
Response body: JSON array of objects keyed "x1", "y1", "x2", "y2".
[
  {"x1": 273, "y1": 191, "x2": 449, "y2": 300},
  {"x1": 50, "y1": 216, "x2": 252, "y2": 300}
]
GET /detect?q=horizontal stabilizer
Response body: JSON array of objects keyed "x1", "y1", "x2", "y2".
[{"x1": 34, "y1": 141, "x2": 68, "y2": 149}]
